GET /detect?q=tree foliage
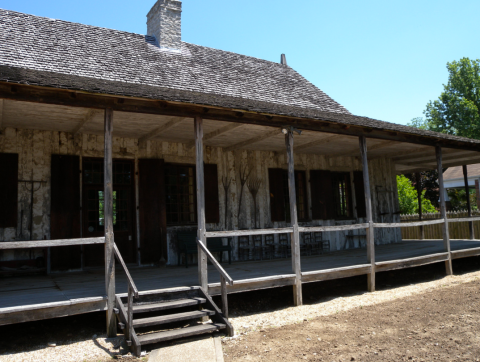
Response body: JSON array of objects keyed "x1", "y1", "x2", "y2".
[
  {"x1": 425, "y1": 58, "x2": 480, "y2": 139},
  {"x1": 397, "y1": 175, "x2": 436, "y2": 214}
]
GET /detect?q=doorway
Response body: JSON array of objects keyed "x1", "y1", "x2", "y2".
[{"x1": 82, "y1": 158, "x2": 136, "y2": 266}]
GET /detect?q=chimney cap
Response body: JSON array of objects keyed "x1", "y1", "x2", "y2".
[{"x1": 280, "y1": 54, "x2": 287, "y2": 66}]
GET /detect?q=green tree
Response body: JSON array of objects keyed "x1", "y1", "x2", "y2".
[
  {"x1": 425, "y1": 58, "x2": 480, "y2": 138},
  {"x1": 407, "y1": 116, "x2": 432, "y2": 130},
  {"x1": 397, "y1": 175, "x2": 436, "y2": 214}
]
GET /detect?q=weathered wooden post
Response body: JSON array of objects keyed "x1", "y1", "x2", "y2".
[
  {"x1": 195, "y1": 116, "x2": 208, "y2": 291},
  {"x1": 284, "y1": 128, "x2": 302, "y2": 306},
  {"x1": 463, "y1": 165, "x2": 474, "y2": 240},
  {"x1": 415, "y1": 173, "x2": 425, "y2": 240},
  {"x1": 436, "y1": 146, "x2": 453, "y2": 275},
  {"x1": 359, "y1": 136, "x2": 375, "y2": 292},
  {"x1": 104, "y1": 108, "x2": 116, "y2": 337}
]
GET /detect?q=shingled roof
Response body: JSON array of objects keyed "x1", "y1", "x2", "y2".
[{"x1": 1, "y1": 8, "x2": 480, "y2": 147}]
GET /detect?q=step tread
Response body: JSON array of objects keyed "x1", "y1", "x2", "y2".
[
  {"x1": 133, "y1": 310, "x2": 215, "y2": 328},
  {"x1": 138, "y1": 323, "x2": 226, "y2": 345},
  {"x1": 132, "y1": 298, "x2": 206, "y2": 313}
]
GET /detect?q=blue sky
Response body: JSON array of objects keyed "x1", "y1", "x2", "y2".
[{"x1": 2, "y1": 0, "x2": 479, "y2": 125}]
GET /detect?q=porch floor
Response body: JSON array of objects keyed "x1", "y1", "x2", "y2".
[{"x1": 1, "y1": 239, "x2": 480, "y2": 319}]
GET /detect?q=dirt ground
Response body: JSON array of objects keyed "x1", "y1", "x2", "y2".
[
  {"x1": 1, "y1": 257, "x2": 480, "y2": 361},
  {"x1": 223, "y1": 275, "x2": 480, "y2": 361}
]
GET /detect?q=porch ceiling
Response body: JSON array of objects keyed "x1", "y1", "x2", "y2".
[{"x1": 3, "y1": 99, "x2": 480, "y2": 171}]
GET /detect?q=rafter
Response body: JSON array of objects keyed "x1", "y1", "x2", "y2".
[
  {"x1": 186, "y1": 123, "x2": 243, "y2": 148},
  {"x1": 392, "y1": 148, "x2": 466, "y2": 163},
  {"x1": 396, "y1": 150, "x2": 480, "y2": 166},
  {"x1": 139, "y1": 116, "x2": 186, "y2": 142},
  {"x1": 396, "y1": 155, "x2": 480, "y2": 173},
  {"x1": 224, "y1": 128, "x2": 280, "y2": 152},
  {"x1": 72, "y1": 109, "x2": 101, "y2": 135},
  {"x1": 294, "y1": 134, "x2": 344, "y2": 152}
]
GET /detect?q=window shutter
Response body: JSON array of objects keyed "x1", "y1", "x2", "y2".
[
  {"x1": 204, "y1": 163, "x2": 220, "y2": 224},
  {"x1": 139, "y1": 158, "x2": 167, "y2": 264},
  {"x1": 354, "y1": 171, "x2": 367, "y2": 218},
  {"x1": 0, "y1": 153, "x2": 18, "y2": 228},
  {"x1": 310, "y1": 170, "x2": 334, "y2": 220},
  {"x1": 50, "y1": 154, "x2": 81, "y2": 270},
  {"x1": 268, "y1": 168, "x2": 285, "y2": 222}
]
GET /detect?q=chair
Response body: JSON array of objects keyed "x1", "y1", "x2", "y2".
[
  {"x1": 238, "y1": 236, "x2": 251, "y2": 261},
  {"x1": 278, "y1": 233, "x2": 291, "y2": 258},
  {"x1": 264, "y1": 234, "x2": 276, "y2": 259}
]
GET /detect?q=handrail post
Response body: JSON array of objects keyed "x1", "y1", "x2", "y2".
[
  {"x1": 359, "y1": 136, "x2": 375, "y2": 292},
  {"x1": 195, "y1": 116, "x2": 208, "y2": 291},
  {"x1": 220, "y1": 276, "x2": 228, "y2": 318},
  {"x1": 127, "y1": 284, "x2": 134, "y2": 344},
  {"x1": 104, "y1": 108, "x2": 116, "y2": 337},
  {"x1": 436, "y1": 146, "x2": 453, "y2": 275},
  {"x1": 415, "y1": 172, "x2": 425, "y2": 240}
]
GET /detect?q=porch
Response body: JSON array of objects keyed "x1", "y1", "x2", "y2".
[{"x1": 1, "y1": 238, "x2": 480, "y2": 326}]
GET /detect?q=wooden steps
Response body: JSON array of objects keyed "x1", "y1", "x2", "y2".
[
  {"x1": 132, "y1": 297, "x2": 206, "y2": 313},
  {"x1": 133, "y1": 309, "x2": 215, "y2": 328},
  {"x1": 138, "y1": 323, "x2": 226, "y2": 345},
  {"x1": 115, "y1": 287, "x2": 233, "y2": 356}
]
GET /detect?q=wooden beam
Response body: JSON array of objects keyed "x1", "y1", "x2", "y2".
[
  {"x1": 375, "y1": 253, "x2": 449, "y2": 273},
  {"x1": 436, "y1": 146, "x2": 453, "y2": 275},
  {"x1": 463, "y1": 165, "x2": 475, "y2": 240},
  {"x1": 359, "y1": 136, "x2": 375, "y2": 292},
  {"x1": 3, "y1": 82, "x2": 480, "y2": 152},
  {"x1": 224, "y1": 128, "x2": 280, "y2": 152},
  {"x1": 186, "y1": 123, "x2": 243, "y2": 148},
  {"x1": 104, "y1": 108, "x2": 116, "y2": 337},
  {"x1": 371, "y1": 145, "x2": 432, "y2": 160},
  {"x1": 294, "y1": 134, "x2": 343, "y2": 152},
  {"x1": 451, "y1": 247, "x2": 480, "y2": 259},
  {"x1": 195, "y1": 116, "x2": 208, "y2": 291},
  {"x1": 72, "y1": 109, "x2": 101, "y2": 135},
  {"x1": 301, "y1": 264, "x2": 371, "y2": 283},
  {"x1": 208, "y1": 275, "x2": 296, "y2": 295},
  {"x1": 139, "y1": 116, "x2": 185, "y2": 142},
  {"x1": 285, "y1": 129, "x2": 302, "y2": 306}
]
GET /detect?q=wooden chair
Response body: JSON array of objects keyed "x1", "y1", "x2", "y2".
[
  {"x1": 313, "y1": 232, "x2": 330, "y2": 253},
  {"x1": 300, "y1": 232, "x2": 312, "y2": 256},
  {"x1": 278, "y1": 233, "x2": 291, "y2": 258},
  {"x1": 238, "y1": 235, "x2": 251, "y2": 261},
  {"x1": 264, "y1": 234, "x2": 276, "y2": 259}
]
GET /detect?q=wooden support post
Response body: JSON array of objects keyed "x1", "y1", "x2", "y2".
[
  {"x1": 134, "y1": 158, "x2": 142, "y2": 265},
  {"x1": 285, "y1": 129, "x2": 302, "y2": 306},
  {"x1": 220, "y1": 276, "x2": 228, "y2": 318},
  {"x1": 359, "y1": 136, "x2": 375, "y2": 292},
  {"x1": 415, "y1": 173, "x2": 425, "y2": 240},
  {"x1": 195, "y1": 116, "x2": 208, "y2": 291},
  {"x1": 436, "y1": 146, "x2": 453, "y2": 275},
  {"x1": 104, "y1": 108, "x2": 117, "y2": 337},
  {"x1": 463, "y1": 165, "x2": 474, "y2": 240}
]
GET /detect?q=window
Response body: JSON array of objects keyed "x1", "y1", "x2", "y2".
[
  {"x1": 269, "y1": 168, "x2": 308, "y2": 222},
  {"x1": 331, "y1": 172, "x2": 352, "y2": 218},
  {"x1": 165, "y1": 164, "x2": 197, "y2": 224},
  {"x1": 83, "y1": 159, "x2": 133, "y2": 233},
  {"x1": 310, "y1": 170, "x2": 354, "y2": 220}
]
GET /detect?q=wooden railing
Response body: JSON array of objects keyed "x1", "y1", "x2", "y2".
[
  {"x1": 113, "y1": 243, "x2": 138, "y2": 346},
  {"x1": 0, "y1": 237, "x2": 105, "y2": 249},
  {"x1": 196, "y1": 238, "x2": 233, "y2": 317}
]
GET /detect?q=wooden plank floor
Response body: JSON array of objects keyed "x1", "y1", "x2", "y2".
[{"x1": 1, "y1": 239, "x2": 480, "y2": 313}]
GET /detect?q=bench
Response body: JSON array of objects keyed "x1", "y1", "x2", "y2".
[{"x1": 177, "y1": 230, "x2": 232, "y2": 268}]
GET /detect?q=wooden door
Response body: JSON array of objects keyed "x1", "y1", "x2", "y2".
[
  {"x1": 83, "y1": 158, "x2": 136, "y2": 266},
  {"x1": 50, "y1": 155, "x2": 81, "y2": 270}
]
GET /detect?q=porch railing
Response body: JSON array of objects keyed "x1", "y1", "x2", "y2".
[
  {"x1": 113, "y1": 242, "x2": 138, "y2": 346},
  {"x1": 196, "y1": 236, "x2": 233, "y2": 317}
]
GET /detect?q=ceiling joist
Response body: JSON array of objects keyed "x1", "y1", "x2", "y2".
[
  {"x1": 186, "y1": 123, "x2": 243, "y2": 148},
  {"x1": 72, "y1": 109, "x2": 101, "y2": 135},
  {"x1": 392, "y1": 148, "x2": 467, "y2": 163},
  {"x1": 224, "y1": 128, "x2": 280, "y2": 152},
  {"x1": 397, "y1": 151, "x2": 480, "y2": 167},
  {"x1": 328, "y1": 140, "x2": 395, "y2": 158},
  {"x1": 139, "y1": 117, "x2": 186, "y2": 143}
]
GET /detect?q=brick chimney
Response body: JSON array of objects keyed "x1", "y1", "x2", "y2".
[{"x1": 147, "y1": 0, "x2": 182, "y2": 51}]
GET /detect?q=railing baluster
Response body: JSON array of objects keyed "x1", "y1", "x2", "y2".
[
  {"x1": 127, "y1": 284, "x2": 133, "y2": 345},
  {"x1": 220, "y1": 276, "x2": 228, "y2": 318}
]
